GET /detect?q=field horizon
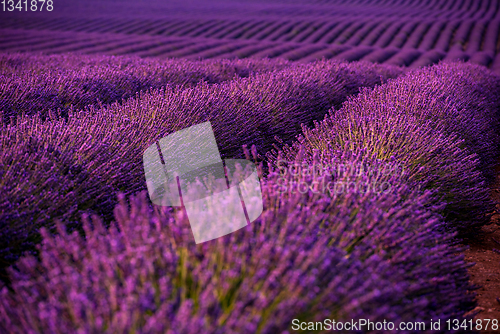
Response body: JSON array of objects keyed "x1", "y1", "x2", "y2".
[{"x1": 1, "y1": 0, "x2": 500, "y2": 73}]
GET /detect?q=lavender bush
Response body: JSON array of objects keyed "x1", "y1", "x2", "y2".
[
  {"x1": 269, "y1": 62, "x2": 500, "y2": 236},
  {"x1": 0, "y1": 147, "x2": 476, "y2": 333},
  {"x1": 0, "y1": 53, "x2": 292, "y2": 125},
  {"x1": 359, "y1": 62, "x2": 500, "y2": 181}
]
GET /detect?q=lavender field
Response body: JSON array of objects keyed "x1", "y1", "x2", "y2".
[
  {"x1": 1, "y1": 0, "x2": 500, "y2": 71},
  {"x1": 1, "y1": 0, "x2": 500, "y2": 333}
]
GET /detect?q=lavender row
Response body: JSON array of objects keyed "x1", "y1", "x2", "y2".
[
  {"x1": 0, "y1": 57, "x2": 404, "y2": 273},
  {"x1": 270, "y1": 62, "x2": 500, "y2": 236},
  {"x1": 0, "y1": 147, "x2": 475, "y2": 333},
  {"x1": 0, "y1": 52, "x2": 292, "y2": 125}
]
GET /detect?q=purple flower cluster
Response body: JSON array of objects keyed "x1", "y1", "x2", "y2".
[
  {"x1": 0, "y1": 150, "x2": 475, "y2": 332},
  {"x1": 0, "y1": 52, "x2": 291, "y2": 125},
  {"x1": 270, "y1": 62, "x2": 500, "y2": 237},
  {"x1": 365, "y1": 62, "x2": 500, "y2": 181},
  {"x1": 0, "y1": 53, "x2": 403, "y2": 277}
]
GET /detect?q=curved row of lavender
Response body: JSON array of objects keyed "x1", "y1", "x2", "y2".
[
  {"x1": 271, "y1": 62, "x2": 500, "y2": 237},
  {"x1": 0, "y1": 58, "x2": 499, "y2": 332},
  {"x1": 0, "y1": 53, "x2": 293, "y2": 125},
  {"x1": 0, "y1": 54, "x2": 403, "y2": 280}
]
